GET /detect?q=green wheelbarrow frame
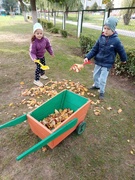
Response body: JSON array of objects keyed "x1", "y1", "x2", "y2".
[{"x1": 0, "y1": 115, "x2": 78, "y2": 161}]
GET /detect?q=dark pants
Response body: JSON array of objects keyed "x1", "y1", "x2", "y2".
[{"x1": 35, "y1": 57, "x2": 46, "y2": 81}]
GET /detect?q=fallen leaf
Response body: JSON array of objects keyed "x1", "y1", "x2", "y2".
[
  {"x1": 90, "y1": 101, "x2": 96, "y2": 105},
  {"x1": 96, "y1": 100, "x2": 100, "y2": 104},
  {"x1": 107, "y1": 107, "x2": 112, "y2": 110},
  {"x1": 20, "y1": 81, "x2": 24, "y2": 85},
  {"x1": 9, "y1": 103, "x2": 14, "y2": 107},
  {"x1": 118, "y1": 109, "x2": 122, "y2": 113},
  {"x1": 130, "y1": 150, "x2": 134, "y2": 155},
  {"x1": 94, "y1": 108, "x2": 101, "y2": 116},
  {"x1": 42, "y1": 147, "x2": 47, "y2": 152},
  {"x1": 94, "y1": 111, "x2": 101, "y2": 116}
]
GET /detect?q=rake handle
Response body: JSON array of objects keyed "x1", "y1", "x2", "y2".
[{"x1": 83, "y1": 60, "x2": 93, "y2": 65}]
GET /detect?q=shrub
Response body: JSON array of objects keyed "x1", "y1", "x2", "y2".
[
  {"x1": 115, "y1": 48, "x2": 135, "y2": 77},
  {"x1": 37, "y1": 19, "x2": 53, "y2": 30},
  {"x1": 42, "y1": 19, "x2": 48, "y2": 29},
  {"x1": 50, "y1": 27, "x2": 59, "y2": 34},
  {"x1": 60, "y1": 30, "x2": 68, "y2": 38},
  {"x1": 46, "y1": 22, "x2": 53, "y2": 29},
  {"x1": 79, "y1": 34, "x2": 96, "y2": 54},
  {"x1": 37, "y1": 18, "x2": 40, "y2": 23}
]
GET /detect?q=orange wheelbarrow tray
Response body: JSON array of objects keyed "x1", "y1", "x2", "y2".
[{"x1": 0, "y1": 90, "x2": 91, "y2": 161}]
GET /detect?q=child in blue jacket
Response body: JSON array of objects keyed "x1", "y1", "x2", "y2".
[{"x1": 84, "y1": 16, "x2": 127, "y2": 100}]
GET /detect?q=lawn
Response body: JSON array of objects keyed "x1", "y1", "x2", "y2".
[
  {"x1": 51, "y1": 13, "x2": 135, "y2": 49},
  {"x1": 54, "y1": 12, "x2": 135, "y2": 31},
  {"x1": 0, "y1": 16, "x2": 135, "y2": 180}
]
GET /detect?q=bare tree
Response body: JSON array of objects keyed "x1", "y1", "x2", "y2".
[
  {"x1": 18, "y1": 0, "x2": 37, "y2": 24},
  {"x1": 47, "y1": 0, "x2": 81, "y2": 17},
  {"x1": 30, "y1": 0, "x2": 37, "y2": 24},
  {"x1": 123, "y1": 0, "x2": 135, "y2": 25},
  {"x1": 18, "y1": 0, "x2": 28, "y2": 21}
]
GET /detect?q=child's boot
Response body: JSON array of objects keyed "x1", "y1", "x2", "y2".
[{"x1": 99, "y1": 93, "x2": 104, "y2": 100}]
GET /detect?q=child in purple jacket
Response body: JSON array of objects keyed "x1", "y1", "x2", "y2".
[{"x1": 29, "y1": 23, "x2": 54, "y2": 87}]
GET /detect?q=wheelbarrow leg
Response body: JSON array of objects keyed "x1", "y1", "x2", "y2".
[
  {"x1": 16, "y1": 118, "x2": 78, "y2": 161},
  {"x1": 0, "y1": 114, "x2": 27, "y2": 129}
]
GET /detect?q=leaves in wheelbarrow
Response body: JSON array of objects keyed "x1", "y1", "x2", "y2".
[{"x1": 41, "y1": 108, "x2": 74, "y2": 130}]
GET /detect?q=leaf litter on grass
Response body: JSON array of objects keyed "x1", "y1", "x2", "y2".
[{"x1": 1, "y1": 16, "x2": 135, "y2": 179}]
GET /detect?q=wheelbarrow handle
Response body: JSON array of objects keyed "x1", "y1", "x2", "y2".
[
  {"x1": 0, "y1": 114, "x2": 27, "y2": 130},
  {"x1": 16, "y1": 118, "x2": 78, "y2": 161}
]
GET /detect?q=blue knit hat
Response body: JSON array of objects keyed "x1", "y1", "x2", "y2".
[{"x1": 104, "y1": 17, "x2": 118, "y2": 32}]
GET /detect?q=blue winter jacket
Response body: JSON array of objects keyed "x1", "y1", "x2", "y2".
[{"x1": 86, "y1": 32, "x2": 127, "y2": 68}]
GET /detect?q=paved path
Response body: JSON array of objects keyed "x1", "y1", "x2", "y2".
[
  {"x1": 82, "y1": 22, "x2": 135, "y2": 38},
  {"x1": 53, "y1": 18, "x2": 135, "y2": 37}
]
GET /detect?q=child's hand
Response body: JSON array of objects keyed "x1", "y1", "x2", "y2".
[
  {"x1": 51, "y1": 54, "x2": 55, "y2": 58},
  {"x1": 84, "y1": 58, "x2": 89, "y2": 63}
]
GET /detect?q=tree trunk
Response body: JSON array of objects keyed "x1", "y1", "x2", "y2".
[
  {"x1": 65, "y1": 6, "x2": 69, "y2": 18},
  {"x1": 123, "y1": 1, "x2": 135, "y2": 25},
  {"x1": 18, "y1": 0, "x2": 28, "y2": 22},
  {"x1": 22, "y1": 11, "x2": 28, "y2": 22},
  {"x1": 123, "y1": 13, "x2": 131, "y2": 25},
  {"x1": 31, "y1": 11, "x2": 37, "y2": 24},
  {"x1": 30, "y1": 0, "x2": 37, "y2": 24},
  {"x1": 51, "y1": 8, "x2": 54, "y2": 17}
]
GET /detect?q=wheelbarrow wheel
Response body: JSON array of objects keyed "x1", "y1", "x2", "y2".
[{"x1": 76, "y1": 121, "x2": 86, "y2": 135}]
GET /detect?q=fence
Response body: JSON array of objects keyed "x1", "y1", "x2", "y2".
[{"x1": 36, "y1": 6, "x2": 135, "y2": 49}]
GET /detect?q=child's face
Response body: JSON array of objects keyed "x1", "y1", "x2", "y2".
[
  {"x1": 34, "y1": 29, "x2": 43, "y2": 39},
  {"x1": 103, "y1": 25, "x2": 114, "y2": 36}
]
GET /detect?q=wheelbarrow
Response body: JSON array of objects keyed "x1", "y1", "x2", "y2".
[{"x1": 0, "y1": 90, "x2": 91, "y2": 161}]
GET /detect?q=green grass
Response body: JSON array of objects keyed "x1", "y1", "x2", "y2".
[
  {"x1": 55, "y1": 13, "x2": 135, "y2": 31},
  {"x1": 54, "y1": 23, "x2": 135, "y2": 49},
  {"x1": 51, "y1": 12, "x2": 135, "y2": 49},
  {"x1": 0, "y1": 15, "x2": 135, "y2": 180}
]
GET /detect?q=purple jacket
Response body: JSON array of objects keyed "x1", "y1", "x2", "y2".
[{"x1": 29, "y1": 37, "x2": 53, "y2": 60}]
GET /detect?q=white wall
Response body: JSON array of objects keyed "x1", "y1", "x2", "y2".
[{"x1": 113, "y1": 0, "x2": 122, "y2": 8}]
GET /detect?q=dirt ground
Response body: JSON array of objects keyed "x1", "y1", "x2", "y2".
[{"x1": 109, "y1": 75, "x2": 135, "y2": 96}]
